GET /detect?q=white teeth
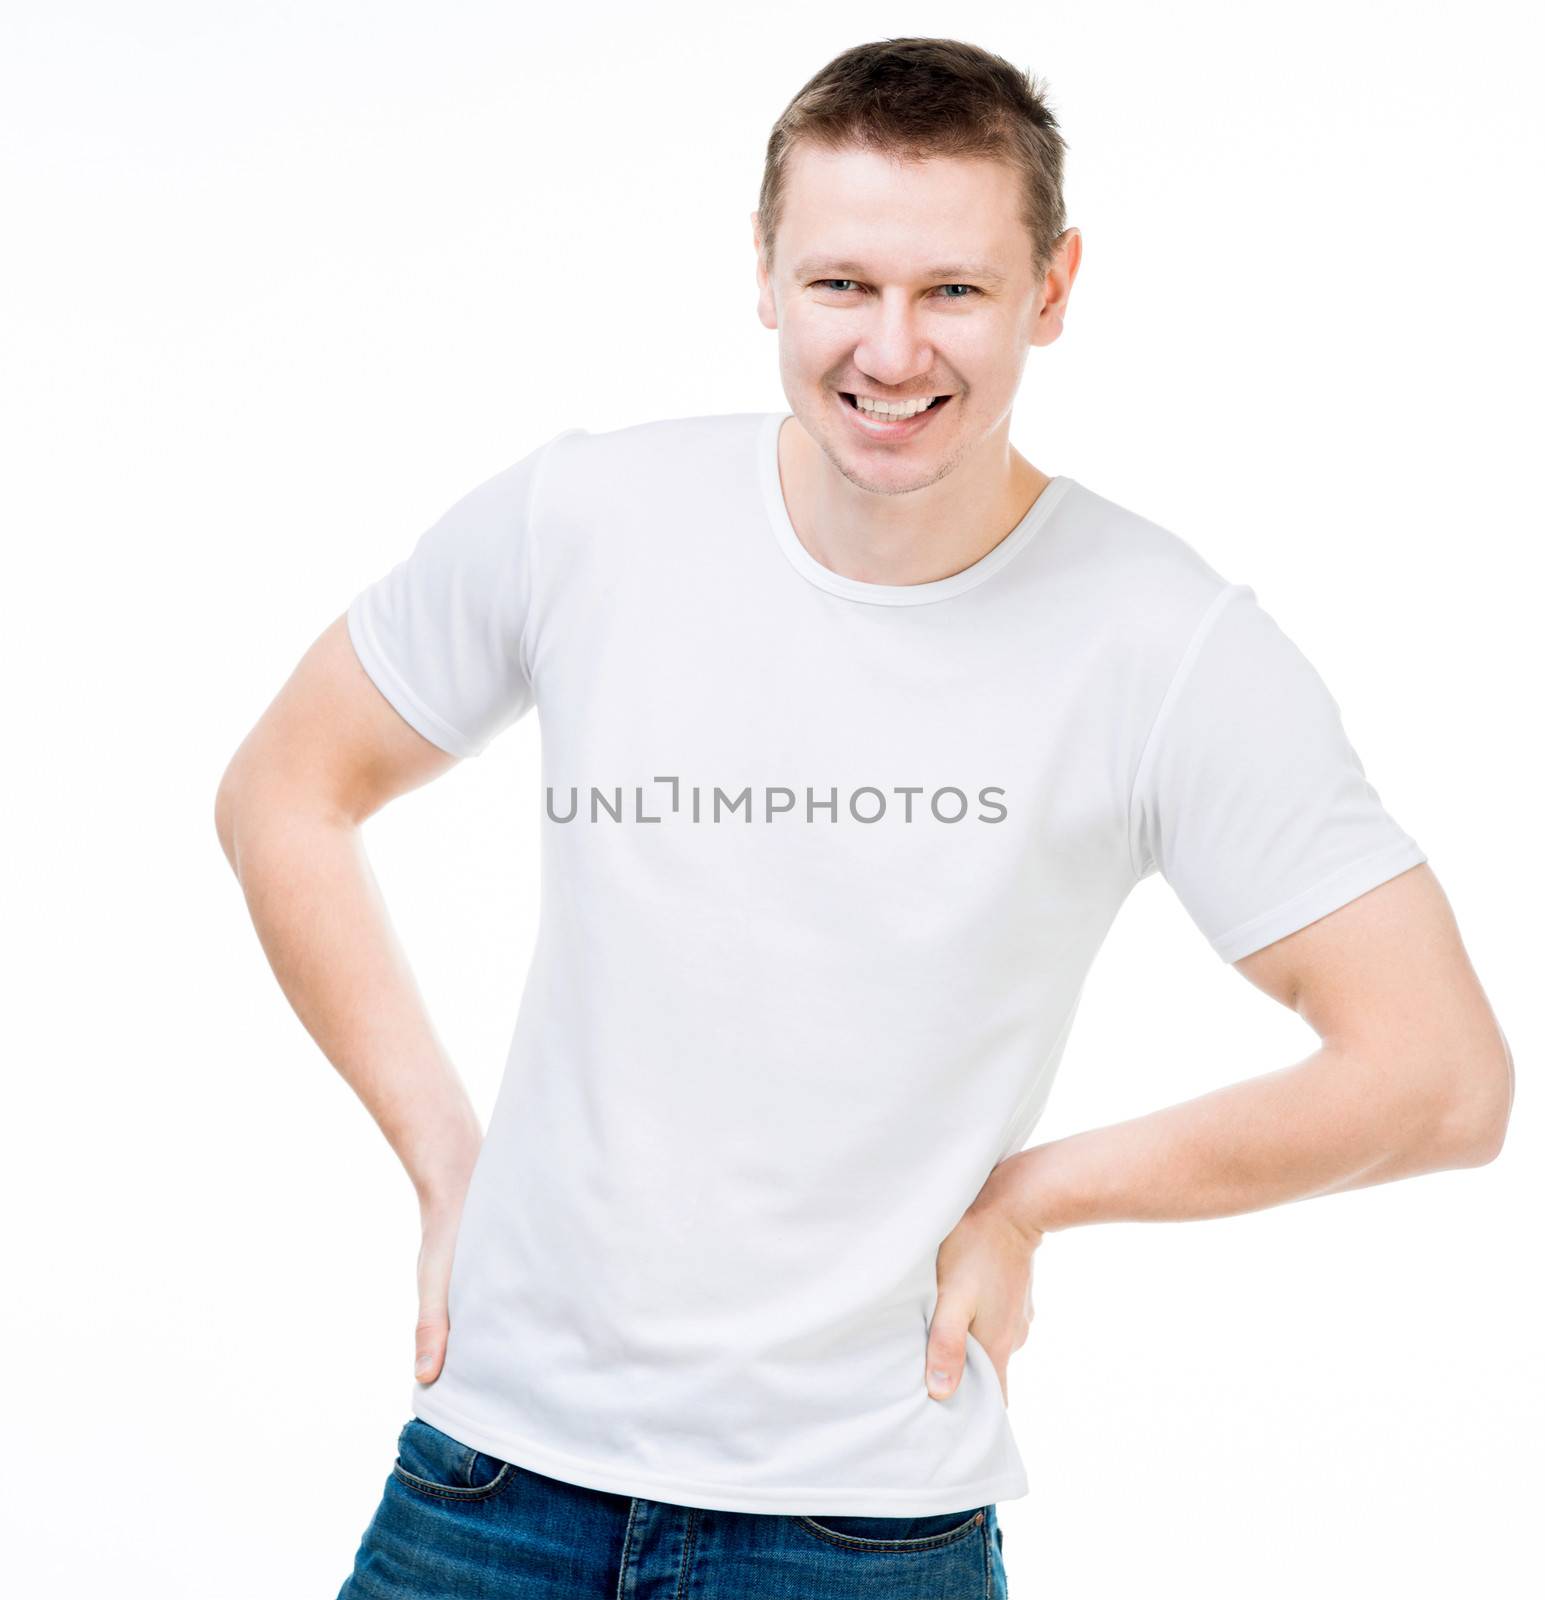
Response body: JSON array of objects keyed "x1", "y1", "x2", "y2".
[{"x1": 852, "y1": 394, "x2": 937, "y2": 419}]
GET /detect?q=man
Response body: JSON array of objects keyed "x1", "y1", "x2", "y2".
[{"x1": 216, "y1": 36, "x2": 1512, "y2": 1599}]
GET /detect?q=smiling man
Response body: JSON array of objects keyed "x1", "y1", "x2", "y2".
[
  {"x1": 216, "y1": 36, "x2": 1512, "y2": 1600},
  {"x1": 762, "y1": 137, "x2": 1064, "y2": 588}
]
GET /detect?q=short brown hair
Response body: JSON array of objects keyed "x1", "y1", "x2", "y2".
[{"x1": 757, "y1": 37, "x2": 1069, "y2": 282}]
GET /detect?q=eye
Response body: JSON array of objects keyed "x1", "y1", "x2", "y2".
[{"x1": 809, "y1": 280, "x2": 982, "y2": 299}]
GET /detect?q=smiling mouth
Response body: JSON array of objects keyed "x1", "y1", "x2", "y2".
[{"x1": 840, "y1": 392, "x2": 950, "y2": 413}]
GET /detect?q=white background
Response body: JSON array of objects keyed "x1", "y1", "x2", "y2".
[{"x1": 3, "y1": 2, "x2": 1540, "y2": 1595}]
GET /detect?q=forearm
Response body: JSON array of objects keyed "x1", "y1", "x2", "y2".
[
  {"x1": 217, "y1": 785, "x2": 482, "y2": 1209},
  {"x1": 977, "y1": 1043, "x2": 1490, "y2": 1239}
]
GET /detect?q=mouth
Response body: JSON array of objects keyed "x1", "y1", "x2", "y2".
[{"x1": 838, "y1": 391, "x2": 953, "y2": 438}]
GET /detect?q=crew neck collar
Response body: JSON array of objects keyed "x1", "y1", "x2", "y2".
[{"x1": 756, "y1": 410, "x2": 1074, "y2": 607}]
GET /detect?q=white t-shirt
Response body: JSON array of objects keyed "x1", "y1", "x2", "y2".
[{"x1": 345, "y1": 410, "x2": 1427, "y2": 1516}]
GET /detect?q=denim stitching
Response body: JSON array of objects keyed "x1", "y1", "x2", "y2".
[
  {"x1": 390, "y1": 1459, "x2": 517, "y2": 1502},
  {"x1": 672, "y1": 1507, "x2": 700, "y2": 1600},
  {"x1": 615, "y1": 1497, "x2": 642, "y2": 1600},
  {"x1": 792, "y1": 1507, "x2": 985, "y2": 1553},
  {"x1": 392, "y1": 1419, "x2": 515, "y2": 1501}
]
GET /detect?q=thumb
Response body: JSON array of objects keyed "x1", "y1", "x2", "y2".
[
  {"x1": 925, "y1": 1300, "x2": 971, "y2": 1399},
  {"x1": 414, "y1": 1304, "x2": 447, "y2": 1383}
]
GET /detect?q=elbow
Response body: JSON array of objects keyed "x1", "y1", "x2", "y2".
[
  {"x1": 1432, "y1": 1029, "x2": 1515, "y2": 1168},
  {"x1": 214, "y1": 781, "x2": 232, "y2": 867},
  {"x1": 1443, "y1": 1109, "x2": 1508, "y2": 1169},
  {"x1": 214, "y1": 762, "x2": 247, "y2": 872}
]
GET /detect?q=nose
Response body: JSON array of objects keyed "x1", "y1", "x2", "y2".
[{"x1": 851, "y1": 288, "x2": 935, "y2": 391}]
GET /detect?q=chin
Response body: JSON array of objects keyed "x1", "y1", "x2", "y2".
[{"x1": 832, "y1": 447, "x2": 948, "y2": 498}]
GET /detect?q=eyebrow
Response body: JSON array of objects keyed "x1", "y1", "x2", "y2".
[{"x1": 790, "y1": 258, "x2": 1008, "y2": 289}]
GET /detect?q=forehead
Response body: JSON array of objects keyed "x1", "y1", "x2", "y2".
[{"x1": 776, "y1": 142, "x2": 1028, "y2": 277}]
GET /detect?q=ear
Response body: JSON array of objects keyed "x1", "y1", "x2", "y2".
[
  {"x1": 1030, "y1": 226, "x2": 1082, "y2": 348},
  {"x1": 752, "y1": 210, "x2": 778, "y2": 330}
]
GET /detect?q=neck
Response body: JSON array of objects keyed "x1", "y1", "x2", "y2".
[{"x1": 777, "y1": 414, "x2": 1053, "y2": 588}]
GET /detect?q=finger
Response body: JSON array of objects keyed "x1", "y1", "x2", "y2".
[
  {"x1": 925, "y1": 1303, "x2": 971, "y2": 1398},
  {"x1": 414, "y1": 1311, "x2": 447, "y2": 1382}
]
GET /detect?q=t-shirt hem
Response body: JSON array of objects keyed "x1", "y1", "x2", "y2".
[
  {"x1": 345, "y1": 594, "x2": 484, "y2": 759},
  {"x1": 410, "y1": 1386, "x2": 1030, "y2": 1515},
  {"x1": 1209, "y1": 836, "x2": 1428, "y2": 963}
]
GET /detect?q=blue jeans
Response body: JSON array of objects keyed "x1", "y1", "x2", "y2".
[{"x1": 337, "y1": 1416, "x2": 1009, "y2": 1598}]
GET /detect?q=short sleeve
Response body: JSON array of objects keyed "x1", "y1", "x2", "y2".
[
  {"x1": 1129, "y1": 582, "x2": 1427, "y2": 962},
  {"x1": 345, "y1": 429, "x2": 575, "y2": 758}
]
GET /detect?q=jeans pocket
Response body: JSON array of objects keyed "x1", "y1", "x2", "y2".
[
  {"x1": 390, "y1": 1417, "x2": 517, "y2": 1503},
  {"x1": 793, "y1": 1507, "x2": 987, "y2": 1551}
]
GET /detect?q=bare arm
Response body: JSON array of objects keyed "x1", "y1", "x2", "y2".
[
  {"x1": 926, "y1": 864, "x2": 1513, "y2": 1403},
  {"x1": 214, "y1": 613, "x2": 481, "y2": 1378},
  {"x1": 977, "y1": 862, "x2": 1512, "y2": 1240}
]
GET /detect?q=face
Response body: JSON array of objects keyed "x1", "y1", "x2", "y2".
[{"x1": 754, "y1": 141, "x2": 1077, "y2": 496}]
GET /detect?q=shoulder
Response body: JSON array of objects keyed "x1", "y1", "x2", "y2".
[
  {"x1": 538, "y1": 410, "x2": 769, "y2": 489},
  {"x1": 1038, "y1": 477, "x2": 1240, "y2": 652},
  {"x1": 515, "y1": 412, "x2": 772, "y2": 583}
]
